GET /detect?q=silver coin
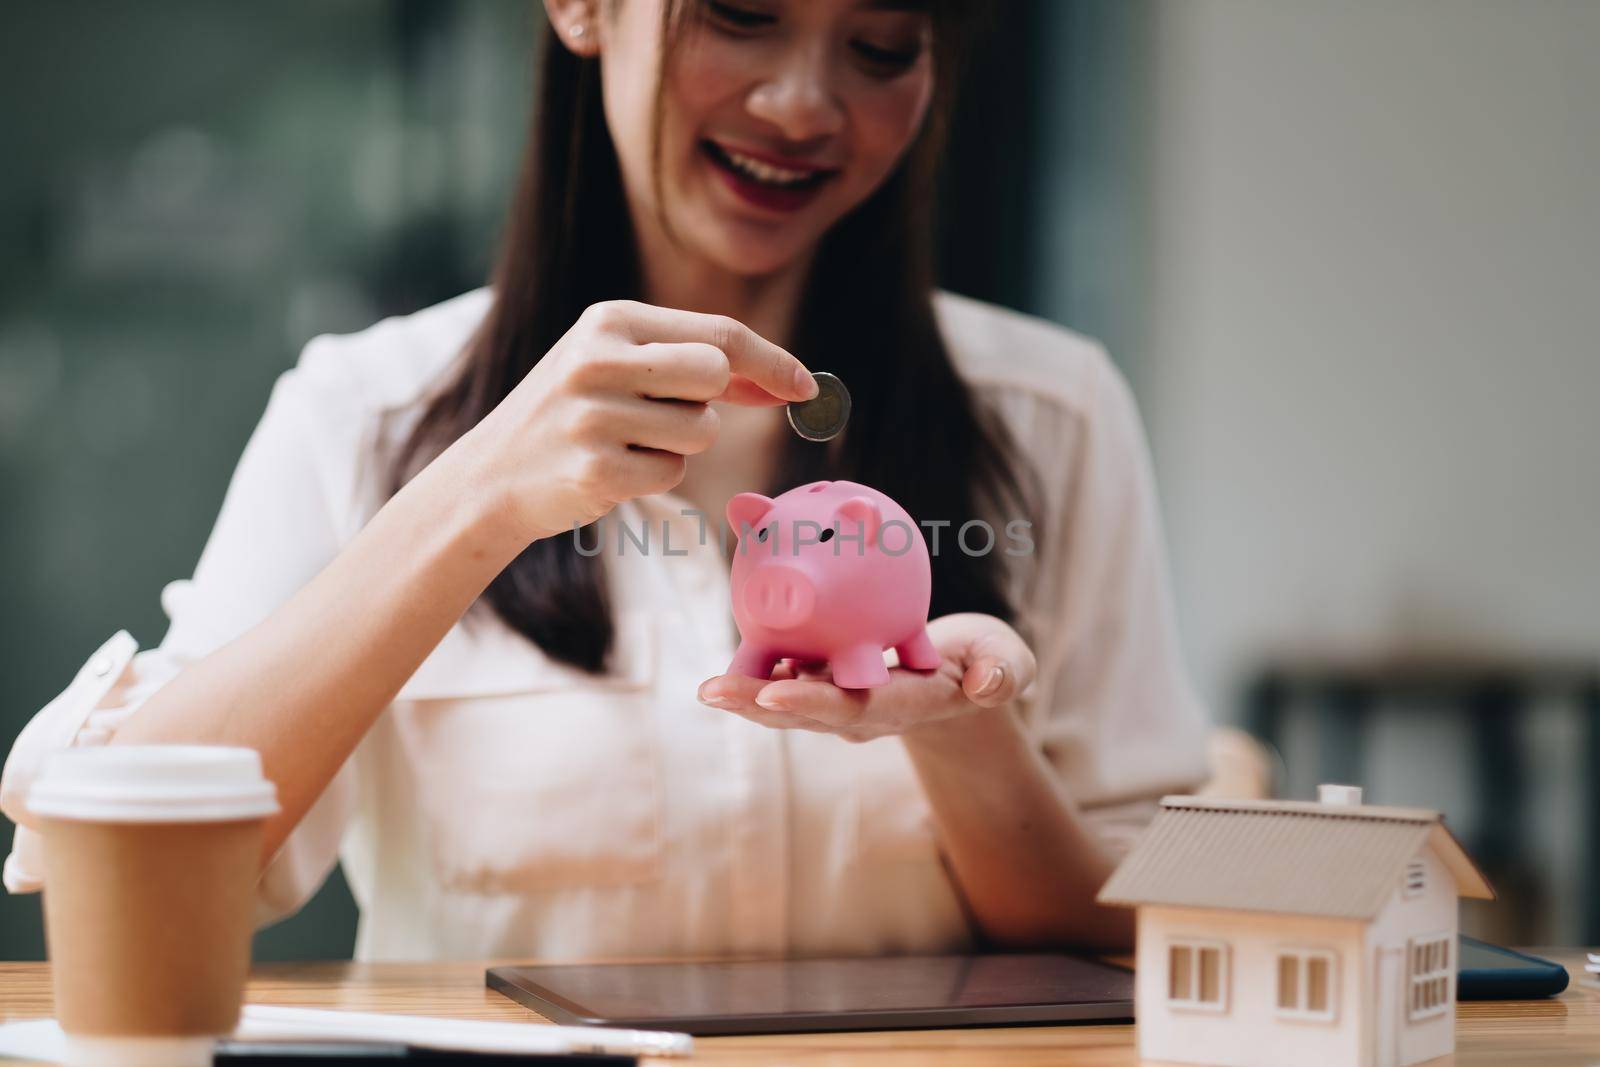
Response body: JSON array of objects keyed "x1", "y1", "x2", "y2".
[{"x1": 787, "y1": 371, "x2": 850, "y2": 442}]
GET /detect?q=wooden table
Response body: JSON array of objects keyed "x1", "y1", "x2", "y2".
[{"x1": 1, "y1": 952, "x2": 1594, "y2": 1064}]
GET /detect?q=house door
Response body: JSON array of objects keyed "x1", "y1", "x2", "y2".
[{"x1": 1375, "y1": 946, "x2": 1402, "y2": 1067}]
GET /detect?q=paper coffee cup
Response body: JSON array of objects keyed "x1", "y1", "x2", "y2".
[{"x1": 30, "y1": 746, "x2": 279, "y2": 1067}]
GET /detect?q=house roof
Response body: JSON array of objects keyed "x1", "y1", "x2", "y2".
[{"x1": 1097, "y1": 796, "x2": 1495, "y2": 920}]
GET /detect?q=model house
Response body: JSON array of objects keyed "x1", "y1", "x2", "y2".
[{"x1": 1097, "y1": 785, "x2": 1493, "y2": 1067}]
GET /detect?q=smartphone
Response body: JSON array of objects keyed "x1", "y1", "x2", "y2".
[{"x1": 1456, "y1": 936, "x2": 1569, "y2": 999}]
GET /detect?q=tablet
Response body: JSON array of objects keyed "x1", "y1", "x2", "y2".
[{"x1": 487, "y1": 954, "x2": 1134, "y2": 1035}]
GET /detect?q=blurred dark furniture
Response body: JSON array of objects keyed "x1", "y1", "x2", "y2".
[{"x1": 1244, "y1": 653, "x2": 1600, "y2": 943}]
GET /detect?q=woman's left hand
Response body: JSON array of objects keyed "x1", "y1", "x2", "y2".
[{"x1": 697, "y1": 613, "x2": 1036, "y2": 743}]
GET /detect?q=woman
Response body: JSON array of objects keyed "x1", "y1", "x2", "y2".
[{"x1": 2, "y1": 0, "x2": 1208, "y2": 960}]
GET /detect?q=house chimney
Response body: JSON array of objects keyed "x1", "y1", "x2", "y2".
[{"x1": 1318, "y1": 783, "x2": 1363, "y2": 807}]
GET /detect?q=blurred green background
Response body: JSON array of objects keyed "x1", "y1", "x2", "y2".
[{"x1": 0, "y1": 0, "x2": 537, "y2": 959}]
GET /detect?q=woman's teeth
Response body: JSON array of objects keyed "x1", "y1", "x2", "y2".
[{"x1": 714, "y1": 144, "x2": 822, "y2": 188}]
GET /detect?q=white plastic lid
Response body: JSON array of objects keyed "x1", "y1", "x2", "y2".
[
  {"x1": 62, "y1": 1034, "x2": 216, "y2": 1067},
  {"x1": 29, "y1": 746, "x2": 279, "y2": 824}
]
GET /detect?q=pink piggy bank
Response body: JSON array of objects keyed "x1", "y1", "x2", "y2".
[{"x1": 725, "y1": 479, "x2": 942, "y2": 689}]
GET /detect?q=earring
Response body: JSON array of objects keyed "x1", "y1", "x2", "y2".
[{"x1": 569, "y1": 22, "x2": 587, "y2": 39}]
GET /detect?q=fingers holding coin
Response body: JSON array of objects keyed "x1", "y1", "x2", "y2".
[{"x1": 787, "y1": 371, "x2": 850, "y2": 442}]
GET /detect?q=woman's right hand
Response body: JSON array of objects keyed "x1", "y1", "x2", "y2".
[{"x1": 453, "y1": 300, "x2": 817, "y2": 544}]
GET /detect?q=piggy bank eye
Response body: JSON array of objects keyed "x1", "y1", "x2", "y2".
[
  {"x1": 755, "y1": 525, "x2": 772, "y2": 543},
  {"x1": 818, "y1": 528, "x2": 835, "y2": 543}
]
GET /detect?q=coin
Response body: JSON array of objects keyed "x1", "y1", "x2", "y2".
[{"x1": 787, "y1": 371, "x2": 850, "y2": 442}]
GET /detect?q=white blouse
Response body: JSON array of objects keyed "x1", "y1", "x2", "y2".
[{"x1": 1, "y1": 289, "x2": 1209, "y2": 961}]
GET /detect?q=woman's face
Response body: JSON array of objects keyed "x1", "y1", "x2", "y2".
[{"x1": 589, "y1": 0, "x2": 936, "y2": 278}]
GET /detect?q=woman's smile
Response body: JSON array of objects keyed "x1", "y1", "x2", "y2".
[{"x1": 699, "y1": 137, "x2": 841, "y2": 214}]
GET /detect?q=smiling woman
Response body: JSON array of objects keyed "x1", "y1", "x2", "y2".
[{"x1": 2, "y1": 0, "x2": 1210, "y2": 963}]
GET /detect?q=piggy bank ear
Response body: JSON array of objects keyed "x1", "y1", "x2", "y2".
[
  {"x1": 835, "y1": 496, "x2": 882, "y2": 547},
  {"x1": 726, "y1": 493, "x2": 775, "y2": 537}
]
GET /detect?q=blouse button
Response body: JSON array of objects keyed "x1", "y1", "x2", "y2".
[{"x1": 89, "y1": 655, "x2": 113, "y2": 678}]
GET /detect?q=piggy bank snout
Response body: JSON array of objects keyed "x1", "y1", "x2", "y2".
[{"x1": 740, "y1": 565, "x2": 816, "y2": 630}]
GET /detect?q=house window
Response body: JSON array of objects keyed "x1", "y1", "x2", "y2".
[
  {"x1": 1168, "y1": 941, "x2": 1228, "y2": 1011},
  {"x1": 1408, "y1": 934, "x2": 1452, "y2": 1020},
  {"x1": 1275, "y1": 950, "x2": 1337, "y2": 1021},
  {"x1": 1404, "y1": 860, "x2": 1427, "y2": 898}
]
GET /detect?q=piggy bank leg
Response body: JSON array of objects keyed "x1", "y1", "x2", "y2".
[
  {"x1": 829, "y1": 644, "x2": 891, "y2": 689},
  {"x1": 728, "y1": 641, "x2": 781, "y2": 680},
  {"x1": 894, "y1": 628, "x2": 942, "y2": 671}
]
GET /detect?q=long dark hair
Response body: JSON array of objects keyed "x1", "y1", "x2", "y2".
[{"x1": 394, "y1": 1, "x2": 1037, "y2": 674}]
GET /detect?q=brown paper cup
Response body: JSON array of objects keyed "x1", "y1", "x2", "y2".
[{"x1": 29, "y1": 746, "x2": 278, "y2": 1067}]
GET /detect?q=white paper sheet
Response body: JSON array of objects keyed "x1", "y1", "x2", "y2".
[{"x1": 0, "y1": 1005, "x2": 692, "y2": 1062}]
